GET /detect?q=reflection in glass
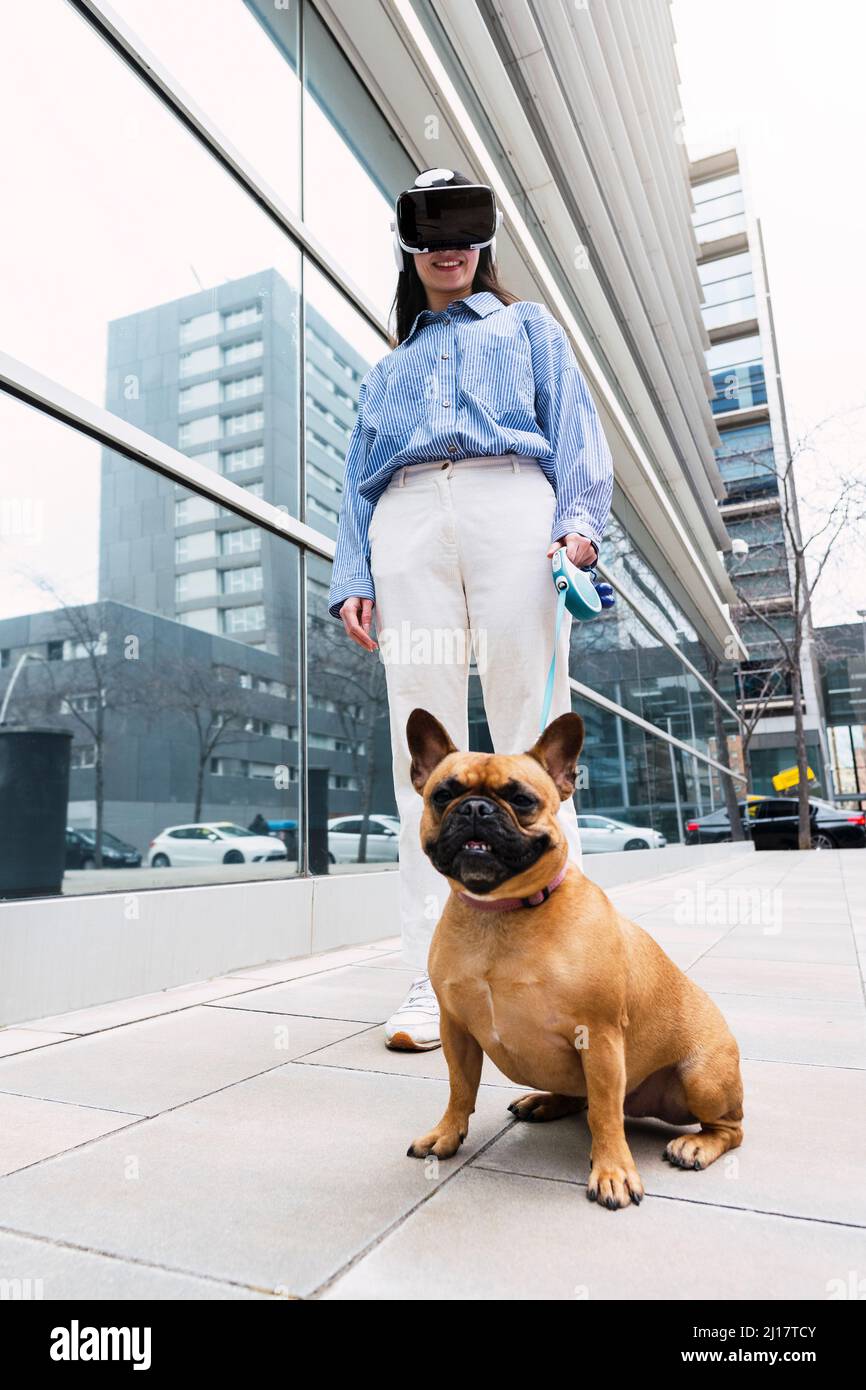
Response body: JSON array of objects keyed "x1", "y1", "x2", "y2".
[
  {"x1": 108, "y1": 0, "x2": 302, "y2": 211},
  {"x1": 302, "y1": 1, "x2": 416, "y2": 318},
  {"x1": 1, "y1": 0, "x2": 304, "y2": 443},
  {"x1": 0, "y1": 394, "x2": 302, "y2": 897},
  {"x1": 303, "y1": 260, "x2": 389, "y2": 536},
  {"x1": 306, "y1": 562, "x2": 394, "y2": 874}
]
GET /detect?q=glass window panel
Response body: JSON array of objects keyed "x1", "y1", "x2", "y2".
[
  {"x1": 702, "y1": 296, "x2": 757, "y2": 331},
  {"x1": 302, "y1": 2, "x2": 416, "y2": 319},
  {"x1": 1, "y1": 0, "x2": 301, "y2": 519},
  {"x1": 303, "y1": 260, "x2": 389, "y2": 534},
  {"x1": 108, "y1": 0, "x2": 301, "y2": 211},
  {"x1": 306, "y1": 559, "x2": 395, "y2": 874},
  {"x1": 692, "y1": 173, "x2": 742, "y2": 206},
  {"x1": 698, "y1": 250, "x2": 752, "y2": 283},
  {"x1": 0, "y1": 392, "x2": 302, "y2": 896}
]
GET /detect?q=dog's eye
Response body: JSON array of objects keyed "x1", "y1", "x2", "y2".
[
  {"x1": 510, "y1": 792, "x2": 537, "y2": 810},
  {"x1": 432, "y1": 786, "x2": 454, "y2": 808}
]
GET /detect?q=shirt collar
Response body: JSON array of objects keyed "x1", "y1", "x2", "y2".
[{"x1": 404, "y1": 290, "x2": 504, "y2": 344}]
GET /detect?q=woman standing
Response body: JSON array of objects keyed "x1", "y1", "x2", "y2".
[{"x1": 327, "y1": 169, "x2": 613, "y2": 1051}]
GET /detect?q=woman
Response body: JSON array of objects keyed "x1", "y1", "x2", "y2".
[{"x1": 327, "y1": 169, "x2": 614, "y2": 1051}]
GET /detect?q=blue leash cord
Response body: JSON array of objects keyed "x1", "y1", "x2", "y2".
[{"x1": 539, "y1": 583, "x2": 569, "y2": 734}]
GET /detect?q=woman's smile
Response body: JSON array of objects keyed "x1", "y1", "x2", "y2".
[{"x1": 430, "y1": 253, "x2": 467, "y2": 273}]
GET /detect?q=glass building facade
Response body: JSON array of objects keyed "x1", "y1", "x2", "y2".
[
  {"x1": 817, "y1": 622, "x2": 866, "y2": 803},
  {"x1": 0, "y1": 0, "x2": 745, "y2": 901},
  {"x1": 689, "y1": 148, "x2": 828, "y2": 788}
]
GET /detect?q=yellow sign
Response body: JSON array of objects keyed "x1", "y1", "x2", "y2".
[{"x1": 772, "y1": 766, "x2": 815, "y2": 792}]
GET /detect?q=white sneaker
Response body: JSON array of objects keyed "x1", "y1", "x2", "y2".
[{"x1": 385, "y1": 974, "x2": 441, "y2": 1051}]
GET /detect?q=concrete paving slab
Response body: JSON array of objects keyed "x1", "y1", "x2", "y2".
[
  {"x1": 211, "y1": 964, "x2": 417, "y2": 1024},
  {"x1": 688, "y1": 956, "x2": 863, "y2": 1002},
  {"x1": 321, "y1": 1166, "x2": 866, "y2": 1301},
  {"x1": 0, "y1": 1007, "x2": 369, "y2": 1115},
  {"x1": 22, "y1": 977, "x2": 270, "y2": 1035},
  {"x1": 472, "y1": 1059, "x2": 866, "y2": 1227},
  {"x1": 0, "y1": 1064, "x2": 510, "y2": 1297},
  {"x1": 0, "y1": 1029, "x2": 75, "y2": 1058},
  {"x1": 0, "y1": 1230, "x2": 284, "y2": 1300},
  {"x1": 706, "y1": 993, "x2": 866, "y2": 1067},
  {"x1": 704, "y1": 928, "x2": 857, "y2": 964},
  {"x1": 0, "y1": 1092, "x2": 137, "y2": 1177},
  {"x1": 302, "y1": 1020, "x2": 517, "y2": 1088}
]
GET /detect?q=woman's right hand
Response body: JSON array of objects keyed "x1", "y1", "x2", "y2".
[{"x1": 339, "y1": 597, "x2": 378, "y2": 651}]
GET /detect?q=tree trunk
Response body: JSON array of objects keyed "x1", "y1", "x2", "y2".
[
  {"x1": 790, "y1": 663, "x2": 813, "y2": 850},
  {"x1": 194, "y1": 758, "x2": 205, "y2": 823},
  {"x1": 356, "y1": 706, "x2": 379, "y2": 865},
  {"x1": 711, "y1": 697, "x2": 745, "y2": 841},
  {"x1": 94, "y1": 703, "x2": 104, "y2": 869}
]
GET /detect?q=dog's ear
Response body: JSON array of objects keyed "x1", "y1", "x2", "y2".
[
  {"x1": 525, "y1": 713, "x2": 585, "y2": 801},
  {"x1": 406, "y1": 708, "x2": 459, "y2": 794}
]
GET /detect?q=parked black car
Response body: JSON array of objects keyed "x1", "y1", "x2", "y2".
[
  {"x1": 686, "y1": 799, "x2": 866, "y2": 850},
  {"x1": 65, "y1": 828, "x2": 142, "y2": 870}
]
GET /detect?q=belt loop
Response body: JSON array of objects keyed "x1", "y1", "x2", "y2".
[
  {"x1": 398, "y1": 466, "x2": 407, "y2": 488},
  {"x1": 512, "y1": 454, "x2": 520, "y2": 474},
  {"x1": 444, "y1": 458, "x2": 454, "y2": 479}
]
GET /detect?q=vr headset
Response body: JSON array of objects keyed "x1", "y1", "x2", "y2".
[{"x1": 392, "y1": 168, "x2": 502, "y2": 270}]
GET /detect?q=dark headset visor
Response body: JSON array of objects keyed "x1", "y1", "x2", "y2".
[{"x1": 396, "y1": 185, "x2": 497, "y2": 252}]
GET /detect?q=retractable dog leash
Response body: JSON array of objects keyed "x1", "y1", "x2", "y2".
[{"x1": 539, "y1": 549, "x2": 614, "y2": 732}]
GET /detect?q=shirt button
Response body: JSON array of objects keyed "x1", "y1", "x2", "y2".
[
  {"x1": 441, "y1": 354, "x2": 449, "y2": 360},
  {"x1": 442, "y1": 401, "x2": 451, "y2": 408}
]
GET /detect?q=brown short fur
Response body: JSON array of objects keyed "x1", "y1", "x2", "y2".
[{"x1": 405, "y1": 708, "x2": 744, "y2": 1210}]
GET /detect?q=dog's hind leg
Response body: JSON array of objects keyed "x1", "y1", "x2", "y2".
[
  {"x1": 508, "y1": 1093, "x2": 587, "y2": 1122},
  {"x1": 663, "y1": 1039, "x2": 744, "y2": 1171}
]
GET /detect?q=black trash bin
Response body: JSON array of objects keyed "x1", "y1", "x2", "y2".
[{"x1": 0, "y1": 726, "x2": 73, "y2": 898}]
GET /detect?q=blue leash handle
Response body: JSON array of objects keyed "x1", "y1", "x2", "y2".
[{"x1": 540, "y1": 558, "x2": 615, "y2": 733}]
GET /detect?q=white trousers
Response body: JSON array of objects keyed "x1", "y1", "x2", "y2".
[{"x1": 368, "y1": 454, "x2": 582, "y2": 972}]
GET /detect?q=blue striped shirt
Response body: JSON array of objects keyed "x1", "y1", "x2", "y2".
[{"x1": 327, "y1": 290, "x2": 614, "y2": 618}]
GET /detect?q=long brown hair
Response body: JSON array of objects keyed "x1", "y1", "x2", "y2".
[{"x1": 390, "y1": 246, "x2": 519, "y2": 346}]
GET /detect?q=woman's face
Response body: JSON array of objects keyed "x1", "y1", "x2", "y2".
[{"x1": 414, "y1": 247, "x2": 480, "y2": 301}]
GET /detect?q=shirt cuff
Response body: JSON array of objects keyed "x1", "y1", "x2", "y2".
[
  {"x1": 328, "y1": 574, "x2": 376, "y2": 621},
  {"x1": 550, "y1": 513, "x2": 603, "y2": 556}
]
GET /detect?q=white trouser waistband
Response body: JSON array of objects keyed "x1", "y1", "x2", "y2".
[{"x1": 392, "y1": 453, "x2": 529, "y2": 487}]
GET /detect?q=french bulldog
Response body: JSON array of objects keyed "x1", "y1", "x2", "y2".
[{"x1": 405, "y1": 708, "x2": 744, "y2": 1209}]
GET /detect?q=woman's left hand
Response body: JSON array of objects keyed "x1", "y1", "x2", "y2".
[{"x1": 546, "y1": 532, "x2": 598, "y2": 569}]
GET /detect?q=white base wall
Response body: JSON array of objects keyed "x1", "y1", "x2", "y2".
[
  {"x1": 0, "y1": 842, "x2": 752, "y2": 1027},
  {"x1": 586, "y1": 840, "x2": 753, "y2": 888}
]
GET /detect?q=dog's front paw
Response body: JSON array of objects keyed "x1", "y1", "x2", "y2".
[
  {"x1": 587, "y1": 1159, "x2": 644, "y2": 1210},
  {"x1": 407, "y1": 1125, "x2": 466, "y2": 1160}
]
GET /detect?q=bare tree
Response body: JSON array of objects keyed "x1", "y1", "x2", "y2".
[
  {"x1": 307, "y1": 609, "x2": 389, "y2": 864},
  {"x1": 696, "y1": 639, "x2": 746, "y2": 840},
  {"x1": 150, "y1": 654, "x2": 264, "y2": 822},
  {"x1": 2, "y1": 591, "x2": 137, "y2": 868},
  {"x1": 726, "y1": 420, "x2": 866, "y2": 848}
]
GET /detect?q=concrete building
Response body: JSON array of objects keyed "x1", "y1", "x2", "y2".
[
  {"x1": 0, "y1": 601, "x2": 395, "y2": 852},
  {"x1": 100, "y1": 271, "x2": 369, "y2": 657}
]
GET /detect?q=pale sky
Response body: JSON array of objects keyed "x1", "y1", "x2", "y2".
[{"x1": 673, "y1": 0, "x2": 866, "y2": 624}]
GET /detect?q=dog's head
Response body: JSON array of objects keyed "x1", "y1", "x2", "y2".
[{"x1": 406, "y1": 707, "x2": 584, "y2": 899}]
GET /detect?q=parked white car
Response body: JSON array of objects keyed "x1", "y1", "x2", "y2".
[
  {"x1": 148, "y1": 822, "x2": 288, "y2": 868},
  {"x1": 327, "y1": 814, "x2": 400, "y2": 864},
  {"x1": 576, "y1": 815, "x2": 666, "y2": 853}
]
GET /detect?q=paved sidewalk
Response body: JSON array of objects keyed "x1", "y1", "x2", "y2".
[{"x1": 0, "y1": 850, "x2": 864, "y2": 1300}]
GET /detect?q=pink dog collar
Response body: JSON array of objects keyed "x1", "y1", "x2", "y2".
[{"x1": 456, "y1": 861, "x2": 570, "y2": 912}]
